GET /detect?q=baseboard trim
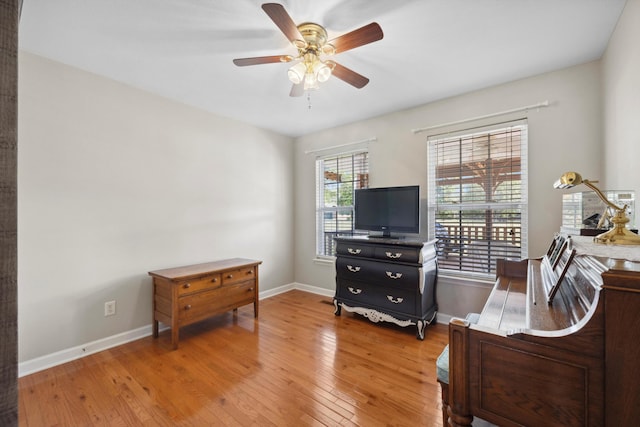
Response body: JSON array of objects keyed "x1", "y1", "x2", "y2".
[
  {"x1": 19, "y1": 283, "x2": 332, "y2": 377},
  {"x1": 18, "y1": 324, "x2": 154, "y2": 378},
  {"x1": 435, "y1": 312, "x2": 453, "y2": 325},
  {"x1": 19, "y1": 283, "x2": 451, "y2": 377}
]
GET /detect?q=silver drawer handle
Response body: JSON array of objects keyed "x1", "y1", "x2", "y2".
[
  {"x1": 385, "y1": 252, "x2": 402, "y2": 259},
  {"x1": 348, "y1": 287, "x2": 362, "y2": 295},
  {"x1": 347, "y1": 265, "x2": 361, "y2": 273},
  {"x1": 386, "y1": 271, "x2": 403, "y2": 279},
  {"x1": 387, "y1": 295, "x2": 404, "y2": 304},
  {"x1": 347, "y1": 248, "x2": 362, "y2": 255}
]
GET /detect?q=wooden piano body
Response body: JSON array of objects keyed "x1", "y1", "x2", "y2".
[{"x1": 447, "y1": 235, "x2": 640, "y2": 427}]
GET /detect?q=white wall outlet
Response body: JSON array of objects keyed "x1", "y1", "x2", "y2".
[{"x1": 104, "y1": 300, "x2": 116, "y2": 317}]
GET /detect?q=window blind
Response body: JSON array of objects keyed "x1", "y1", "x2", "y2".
[
  {"x1": 315, "y1": 151, "x2": 369, "y2": 257},
  {"x1": 428, "y1": 120, "x2": 528, "y2": 276}
]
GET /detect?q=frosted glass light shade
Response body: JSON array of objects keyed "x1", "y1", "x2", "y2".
[
  {"x1": 315, "y1": 62, "x2": 332, "y2": 82},
  {"x1": 287, "y1": 62, "x2": 306, "y2": 84},
  {"x1": 304, "y1": 72, "x2": 319, "y2": 90}
]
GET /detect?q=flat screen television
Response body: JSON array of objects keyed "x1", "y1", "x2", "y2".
[{"x1": 354, "y1": 185, "x2": 420, "y2": 238}]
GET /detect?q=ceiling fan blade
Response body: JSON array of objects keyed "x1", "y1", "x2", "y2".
[
  {"x1": 330, "y1": 62, "x2": 369, "y2": 89},
  {"x1": 289, "y1": 82, "x2": 304, "y2": 97},
  {"x1": 329, "y1": 22, "x2": 383, "y2": 54},
  {"x1": 233, "y1": 55, "x2": 292, "y2": 66},
  {"x1": 262, "y1": 3, "x2": 304, "y2": 44}
]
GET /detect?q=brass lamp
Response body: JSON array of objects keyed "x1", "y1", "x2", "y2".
[{"x1": 554, "y1": 171, "x2": 640, "y2": 245}]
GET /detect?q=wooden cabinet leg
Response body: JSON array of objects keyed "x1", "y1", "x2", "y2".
[
  {"x1": 152, "y1": 320, "x2": 159, "y2": 338},
  {"x1": 438, "y1": 380, "x2": 449, "y2": 427},
  {"x1": 449, "y1": 320, "x2": 472, "y2": 427},
  {"x1": 448, "y1": 408, "x2": 473, "y2": 427}
]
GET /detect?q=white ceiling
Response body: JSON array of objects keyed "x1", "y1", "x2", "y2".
[{"x1": 19, "y1": 0, "x2": 627, "y2": 137}]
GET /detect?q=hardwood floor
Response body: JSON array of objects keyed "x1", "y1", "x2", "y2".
[{"x1": 19, "y1": 290, "x2": 449, "y2": 426}]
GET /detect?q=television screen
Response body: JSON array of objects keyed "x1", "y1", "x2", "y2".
[{"x1": 354, "y1": 185, "x2": 420, "y2": 237}]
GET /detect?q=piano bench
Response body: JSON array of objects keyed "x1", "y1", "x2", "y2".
[{"x1": 436, "y1": 313, "x2": 480, "y2": 427}]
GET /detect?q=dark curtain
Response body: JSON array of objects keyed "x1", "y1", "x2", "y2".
[{"x1": 0, "y1": 0, "x2": 19, "y2": 425}]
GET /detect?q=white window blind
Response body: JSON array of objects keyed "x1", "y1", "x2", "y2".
[
  {"x1": 428, "y1": 120, "x2": 528, "y2": 276},
  {"x1": 315, "y1": 151, "x2": 369, "y2": 257}
]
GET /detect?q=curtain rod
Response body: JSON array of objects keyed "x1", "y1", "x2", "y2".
[
  {"x1": 304, "y1": 137, "x2": 377, "y2": 155},
  {"x1": 411, "y1": 100, "x2": 549, "y2": 135}
]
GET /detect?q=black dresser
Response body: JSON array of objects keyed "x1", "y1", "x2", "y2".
[{"x1": 333, "y1": 236, "x2": 438, "y2": 339}]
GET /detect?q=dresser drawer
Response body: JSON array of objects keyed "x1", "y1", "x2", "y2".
[
  {"x1": 337, "y1": 280, "x2": 416, "y2": 315},
  {"x1": 373, "y1": 246, "x2": 421, "y2": 263},
  {"x1": 178, "y1": 281, "x2": 256, "y2": 324},
  {"x1": 221, "y1": 266, "x2": 257, "y2": 285},
  {"x1": 336, "y1": 257, "x2": 420, "y2": 288},
  {"x1": 177, "y1": 273, "x2": 222, "y2": 296},
  {"x1": 335, "y1": 241, "x2": 373, "y2": 258}
]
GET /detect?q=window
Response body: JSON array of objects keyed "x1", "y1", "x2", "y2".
[
  {"x1": 316, "y1": 151, "x2": 369, "y2": 257},
  {"x1": 428, "y1": 121, "x2": 528, "y2": 276}
]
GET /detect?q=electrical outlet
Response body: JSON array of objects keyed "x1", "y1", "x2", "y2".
[{"x1": 104, "y1": 300, "x2": 116, "y2": 317}]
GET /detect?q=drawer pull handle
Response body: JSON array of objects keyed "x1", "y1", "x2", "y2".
[
  {"x1": 386, "y1": 272, "x2": 403, "y2": 279},
  {"x1": 183, "y1": 283, "x2": 191, "y2": 289},
  {"x1": 211, "y1": 278, "x2": 217, "y2": 283},
  {"x1": 347, "y1": 248, "x2": 362, "y2": 255},
  {"x1": 387, "y1": 295, "x2": 404, "y2": 304},
  {"x1": 347, "y1": 265, "x2": 361, "y2": 273},
  {"x1": 227, "y1": 274, "x2": 233, "y2": 279},
  {"x1": 385, "y1": 252, "x2": 402, "y2": 259},
  {"x1": 348, "y1": 287, "x2": 362, "y2": 295},
  {"x1": 247, "y1": 270, "x2": 253, "y2": 275},
  {"x1": 248, "y1": 288, "x2": 254, "y2": 292},
  {"x1": 184, "y1": 304, "x2": 192, "y2": 310}
]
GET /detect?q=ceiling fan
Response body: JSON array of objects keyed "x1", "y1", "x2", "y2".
[{"x1": 233, "y1": 3, "x2": 384, "y2": 97}]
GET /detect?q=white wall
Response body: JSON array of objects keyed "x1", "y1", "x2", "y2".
[
  {"x1": 603, "y1": 0, "x2": 640, "y2": 228},
  {"x1": 18, "y1": 52, "x2": 294, "y2": 362},
  {"x1": 20, "y1": 2, "x2": 634, "y2": 361},
  {"x1": 294, "y1": 61, "x2": 603, "y2": 319}
]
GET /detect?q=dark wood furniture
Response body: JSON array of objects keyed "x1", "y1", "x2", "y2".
[
  {"x1": 149, "y1": 258, "x2": 261, "y2": 349},
  {"x1": 333, "y1": 237, "x2": 438, "y2": 339},
  {"x1": 447, "y1": 235, "x2": 640, "y2": 426}
]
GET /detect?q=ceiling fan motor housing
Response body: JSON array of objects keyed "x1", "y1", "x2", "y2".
[{"x1": 296, "y1": 23, "x2": 328, "y2": 51}]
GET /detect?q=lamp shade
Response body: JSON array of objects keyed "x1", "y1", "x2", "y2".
[
  {"x1": 553, "y1": 172, "x2": 583, "y2": 189},
  {"x1": 304, "y1": 71, "x2": 319, "y2": 90},
  {"x1": 287, "y1": 62, "x2": 306, "y2": 84},
  {"x1": 315, "y1": 62, "x2": 332, "y2": 82}
]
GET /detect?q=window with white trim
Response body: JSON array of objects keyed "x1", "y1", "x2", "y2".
[
  {"x1": 428, "y1": 120, "x2": 528, "y2": 276},
  {"x1": 316, "y1": 151, "x2": 369, "y2": 257}
]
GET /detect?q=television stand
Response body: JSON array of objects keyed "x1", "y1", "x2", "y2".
[{"x1": 333, "y1": 237, "x2": 438, "y2": 339}]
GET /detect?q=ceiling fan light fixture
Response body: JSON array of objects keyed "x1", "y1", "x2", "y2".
[
  {"x1": 287, "y1": 61, "x2": 306, "y2": 84},
  {"x1": 233, "y1": 4, "x2": 383, "y2": 96},
  {"x1": 304, "y1": 72, "x2": 319, "y2": 90},
  {"x1": 315, "y1": 61, "x2": 332, "y2": 83}
]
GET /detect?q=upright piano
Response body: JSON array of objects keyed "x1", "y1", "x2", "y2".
[{"x1": 447, "y1": 234, "x2": 640, "y2": 427}]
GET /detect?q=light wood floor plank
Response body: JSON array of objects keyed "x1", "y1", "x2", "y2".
[{"x1": 19, "y1": 290, "x2": 449, "y2": 426}]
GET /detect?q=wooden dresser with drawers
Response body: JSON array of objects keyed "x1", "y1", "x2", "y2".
[{"x1": 149, "y1": 258, "x2": 262, "y2": 349}]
